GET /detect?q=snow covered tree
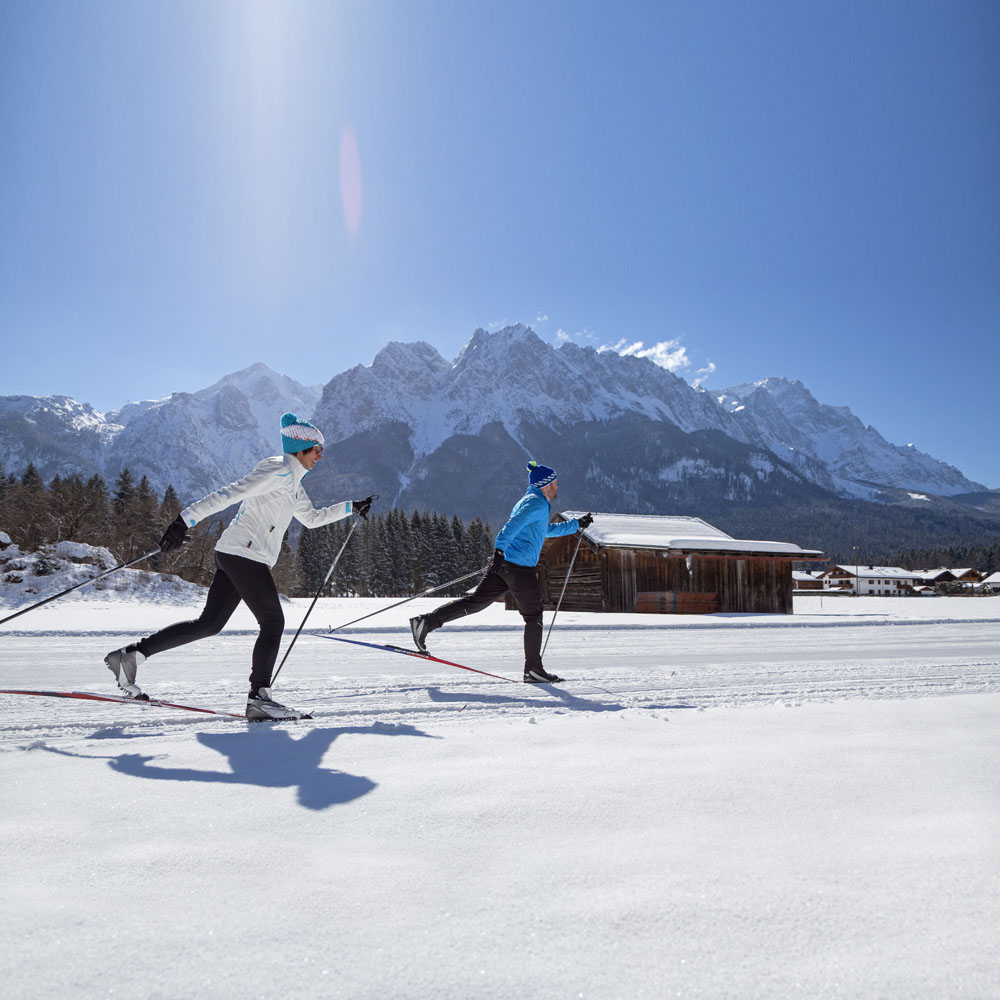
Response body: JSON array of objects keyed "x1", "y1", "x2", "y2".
[
  {"x1": 366, "y1": 515, "x2": 394, "y2": 597},
  {"x1": 330, "y1": 518, "x2": 364, "y2": 596},
  {"x1": 9, "y1": 463, "x2": 48, "y2": 549},
  {"x1": 425, "y1": 512, "x2": 461, "y2": 591},
  {"x1": 0, "y1": 465, "x2": 11, "y2": 531},
  {"x1": 464, "y1": 517, "x2": 494, "y2": 572},
  {"x1": 47, "y1": 473, "x2": 93, "y2": 542},
  {"x1": 297, "y1": 522, "x2": 336, "y2": 595},
  {"x1": 110, "y1": 468, "x2": 139, "y2": 557},
  {"x1": 80, "y1": 475, "x2": 112, "y2": 548},
  {"x1": 384, "y1": 508, "x2": 413, "y2": 595},
  {"x1": 159, "y1": 485, "x2": 181, "y2": 520},
  {"x1": 410, "y1": 510, "x2": 437, "y2": 590},
  {"x1": 134, "y1": 475, "x2": 161, "y2": 553},
  {"x1": 175, "y1": 519, "x2": 223, "y2": 587},
  {"x1": 272, "y1": 536, "x2": 298, "y2": 597}
]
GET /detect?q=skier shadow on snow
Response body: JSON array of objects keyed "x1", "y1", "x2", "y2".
[
  {"x1": 86, "y1": 726, "x2": 163, "y2": 742},
  {"x1": 42, "y1": 722, "x2": 436, "y2": 811},
  {"x1": 424, "y1": 685, "x2": 628, "y2": 713}
]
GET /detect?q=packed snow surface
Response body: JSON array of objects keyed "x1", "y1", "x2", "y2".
[{"x1": 2, "y1": 594, "x2": 998, "y2": 999}]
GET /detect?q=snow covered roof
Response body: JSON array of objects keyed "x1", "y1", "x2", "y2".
[
  {"x1": 825, "y1": 565, "x2": 924, "y2": 581},
  {"x1": 981, "y1": 572, "x2": 1000, "y2": 585},
  {"x1": 911, "y1": 568, "x2": 954, "y2": 581},
  {"x1": 559, "y1": 511, "x2": 822, "y2": 556}
]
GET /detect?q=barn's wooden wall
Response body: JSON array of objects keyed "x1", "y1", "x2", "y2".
[{"x1": 521, "y1": 536, "x2": 795, "y2": 615}]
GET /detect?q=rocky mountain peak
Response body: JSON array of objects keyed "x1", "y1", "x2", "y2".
[{"x1": 0, "y1": 327, "x2": 987, "y2": 512}]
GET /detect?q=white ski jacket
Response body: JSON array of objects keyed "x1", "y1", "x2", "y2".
[{"x1": 179, "y1": 453, "x2": 353, "y2": 568}]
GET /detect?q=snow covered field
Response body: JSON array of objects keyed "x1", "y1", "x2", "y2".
[{"x1": 2, "y1": 594, "x2": 999, "y2": 999}]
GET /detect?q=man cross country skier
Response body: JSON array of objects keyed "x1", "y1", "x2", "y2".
[
  {"x1": 410, "y1": 461, "x2": 592, "y2": 683},
  {"x1": 104, "y1": 413, "x2": 374, "y2": 721}
]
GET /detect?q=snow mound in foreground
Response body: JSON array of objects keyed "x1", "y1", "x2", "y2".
[{"x1": 0, "y1": 539, "x2": 205, "y2": 607}]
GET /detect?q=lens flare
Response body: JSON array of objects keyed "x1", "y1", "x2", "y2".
[{"x1": 339, "y1": 124, "x2": 362, "y2": 241}]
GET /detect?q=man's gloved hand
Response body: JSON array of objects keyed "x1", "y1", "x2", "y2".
[
  {"x1": 352, "y1": 495, "x2": 377, "y2": 520},
  {"x1": 159, "y1": 514, "x2": 190, "y2": 553},
  {"x1": 578, "y1": 512, "x2": 594, "y2": 530},
  {"x1": 488, "y1": 548, "x2": 506, "y2": 574}
]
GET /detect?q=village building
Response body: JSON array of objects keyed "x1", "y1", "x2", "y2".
[
  {"x1": 818, "y1": 566, "x2": 926, "y2": 596},
  {"x1": 910, "y1": 568, "x2": 985, "y2": 590},
  {"x1": 793, "y1": 571, "x2": 825, "y2": 592},
  {"x1": 980, "y1": 572, "x2": 1000, "y2": 594},
  {"x1": 515, "y1": 512, "x2": 824, "y2": 616}
]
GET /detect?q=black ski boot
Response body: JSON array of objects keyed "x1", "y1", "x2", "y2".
[
  {"x1": 410, "y1": 616, "x2": 432, "y2": 653},
  {"x1": 524, "y1": 666, "x2": 564, "y2": 684}
]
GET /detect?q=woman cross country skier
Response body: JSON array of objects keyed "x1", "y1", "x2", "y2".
[{"x1": 104, "y1": 412, "x2": 373, "y2": 721}]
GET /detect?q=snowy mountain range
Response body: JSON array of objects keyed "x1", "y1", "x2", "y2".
[
  {"x1": 0, "y1": 363, "x2": 322, "y2": 499},
  {"x1": 0, "y1": 326, "x2": 986, "y2": 528},
  {"x1": 306, "y1": 325, "x2": 983, "y2": 521},
  {"x1": 713, "y1": 377, "x2": 977, "y2": 500}
]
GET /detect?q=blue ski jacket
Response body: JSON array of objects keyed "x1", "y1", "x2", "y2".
[{"x1": 494, "y1": 486, "x2": 580, "y2": 567}]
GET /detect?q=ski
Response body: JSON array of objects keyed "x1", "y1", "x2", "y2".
[
  {"x1": 0, "y1": 688, "x2": 249, "y2": 719},
  {"x1": 318, "y1": 634, "x2": 520, "y2": 684}
]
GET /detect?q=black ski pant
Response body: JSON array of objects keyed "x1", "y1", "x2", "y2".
[
  {"x1": 136, "y1": 551, "x2": 284, "y2": 693},
  {"x1": 425, "y1": 562, "x2": 544, "y2": 671}
]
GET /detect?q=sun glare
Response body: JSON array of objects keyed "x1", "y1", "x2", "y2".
[{"x1": 340, "y1": 124, "x2": 363, "y2": 241}]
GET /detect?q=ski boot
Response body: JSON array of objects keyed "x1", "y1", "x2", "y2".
[
  {"x1": 246, "y1": 687, "x2": 311, "y2": 721},
  {"x1": 105, "y1": 645, "x2": 146, "y2": 698}
]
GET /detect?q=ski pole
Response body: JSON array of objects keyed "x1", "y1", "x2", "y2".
[
  {"x1": 271, "y1": 516, "x2": 363, "y2": 685},
  {"x1": 0, "y1": 548, "x2": 161, "y2": 628},
  {"x1": 325, "y1": 564, "x2": 488, "y2": 633},
  {"x1": 540, "y1": 532, "x2": 584, "y2": 659}
]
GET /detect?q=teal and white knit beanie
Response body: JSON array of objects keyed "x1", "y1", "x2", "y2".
[{"x1": 280, "y1": 412, "x2": 324, "y2": 454}]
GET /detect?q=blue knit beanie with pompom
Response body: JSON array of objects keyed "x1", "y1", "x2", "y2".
[{"x1": 527, "y1": 461, "x2": 557, "y2": 487}]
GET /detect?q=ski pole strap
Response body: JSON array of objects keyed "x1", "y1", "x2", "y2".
[
  {"x1": 326, "y1": 564, "x2": 488, "y2": 633},
  {"x1": 0, "y1": 548, "x2": 161, "y2": 629}
]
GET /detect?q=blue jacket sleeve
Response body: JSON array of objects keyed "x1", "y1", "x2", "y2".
[{"x1": 546, "y1": 518, "x2": 580, "y2": 538}]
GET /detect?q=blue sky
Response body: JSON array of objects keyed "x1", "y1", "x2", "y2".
[{"x1": 1, "y1": 0, "x2": 998, "y2": 486}]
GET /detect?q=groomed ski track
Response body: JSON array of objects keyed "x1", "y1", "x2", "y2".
[{"x1": 2, "y1": 604, "x2": 998, "y2": 748}]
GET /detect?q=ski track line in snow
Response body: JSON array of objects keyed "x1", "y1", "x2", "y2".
[
  {"x1": 3, "y1": 615, "x2": 1000, "y2": 639},
  {"x1": 2, "y1": 613, "x2": 997, "y2": 749},
  {"x1": 3, "y1": 658, "x2": 998, "y2": 750}
]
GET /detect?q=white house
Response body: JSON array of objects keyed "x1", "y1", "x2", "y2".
[{"x1": 819, "y1": 565, "x2": 925, "y2": 596}]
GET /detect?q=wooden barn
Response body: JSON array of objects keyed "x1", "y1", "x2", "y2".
[{"x1": 508, "y1": 511, "x2": 824, "y2": 615}]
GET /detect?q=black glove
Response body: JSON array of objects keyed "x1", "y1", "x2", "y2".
[
  {"x1": 159, "y1": 514, "x2": 190, "y2": 553},
  {"x1": 488, "y1": 548, "x2": 506, "y2": 574},
  {"x1": 578, "y1": 512, "x2": 594, "y2": 530},
  {"x1": 352, "y1": 495, "x2": 377, "y2": 520}
]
